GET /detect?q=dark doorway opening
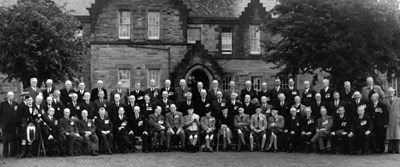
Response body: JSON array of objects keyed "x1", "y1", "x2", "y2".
[{"x1": 187, "y1": 69, "x2": 210, "y2": 91}]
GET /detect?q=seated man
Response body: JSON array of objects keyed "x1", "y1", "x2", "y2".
[
  {"x1": 331, "y1": 106, "x2": 351, "y2": 154},
  {"x1": 249, "y1": 105, "x2": 268, "y2": 152},
  {"x1": 148, "y1": 106, "x2": 166, "y2": 152},
  {"x1": 59, "y1": 108, "x2": 83, "y2": 156},
  {"x1": 165, "y1": 104, "x2": 185, "y2": 152},
  {"x1": 95, "y1": 107, "x2": 114, "y2": 155},
  {"x1": 184, "y1": 107, "x2": 200, "y2": 152},
  {"x1": 112, "y1": 107, "x2": 130, "y2": 153},
  {"x1": 234, "y1": 107, "x2": 250, "y2": 152},
  {"x1": 77, "y1": 110, "x2": 99, "y2": 156},
  {"x1": 217, "y1": 106, "x2": 234, "y2": 151},
  {"x1": 311, "y1": 106, "x2": 333, "y2": 153},
  {"x1": 266, "y1": 109, "x2": 285, "y2": 152},
  {"x1": 41, "y1": 107, "x2": 61, "y2": 156},
  {"x1": 283, "y1": 107, "x2": 302, "y2": 152},
  {"x1": 348, "y1": 105, "x2": 373, "y2": 155},
  {"x1": 128, "y1": 106, "x2": 149, "y2": 152},
  {"x1": 299, "y1": 107, "x2": 316, "y2": 153},
  {"x1": 200, "y1": 109, "x2": 216, "y2": 152}
]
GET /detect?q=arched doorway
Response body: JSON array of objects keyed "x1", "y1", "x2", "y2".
[{"x1": 185, "y1": 65, "x2": 213, "y2": 90}]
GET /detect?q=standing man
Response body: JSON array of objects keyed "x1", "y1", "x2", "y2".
[
  {"x1": 90, "y1": 80, "x2": 108, "y2": 102},
  {"x1": 224, "y1": 81, "x2": 240, "y2": 101},
  {"x1": 42, "y1": 79, "x2": 55, "y2": 100},
  {"x1": 60, "y1": 80, "x2": 76, "y2": 106},
  {"x1": 156, "y1": 91, "x2": 173, "y2": 116},
  {"x1": 76, "y1": 82, "x2": 87, "y2": 104},
  {"x1": 175, "y1": 79, "x2": 190, "y2": 103},
  {"x1": 320, "y1": 79, "x2": 335, "y2": 104},
  {"x1": 339, "y1": 81, "x2": 355, "y2": 104},
  {"x1": 195, "y1": 89, "x2": 212, "y2": 117},
  {"x1": 286, "y1": 78, "x2": 300, "y2": 106},
  {"x1": 94, "y1": 90, "x2": 109, "y2": 113},
  {"x1": 257, "y1": 82, "x2": 271, "y2": 104},
  {"x1": 130, "y1": 82, "x2": 145, "y2": 105},
  {"x1": 361, "y1": 77, "x2": 385, "y2": 103},
  {"x1": 160, "y1": 79, "x2": 175, "y2": 101},
  {"x1": 24, "y1": 78, "x2": 41, "y2": 100},
  {"x1": 78, "y1": 92, "x2": 96, "y2": 119},
  {"x1": 240, "y1": 80, "x2": 257, "y2": 103},
  {"x1": 0, "y1": 91, "x2": 19, "y2": 157},
  {"x1": 211, "y1": 91, "x2": 226, "y2": 118},
  {"x1": 367, "y1": 93, "x2": 388, "y2": 154},
  {"x1": 270, "y1": 79, "x2": 287, "y2": 105},
  {"x1": 385, "y1": 87, "x2": 400, "y2": 154},
  {"x1": 208, "y1": 80, "x2": 222, "y2": 101},
  {"x1": 110, "y1": 81, "x2": 128, "y2": 105},
  {"x1": 144, "y1": 79, "x2": 160, "y2": 103},
  {"x1": 301, "y1": 81, "x2": 316, "y2": 107}
]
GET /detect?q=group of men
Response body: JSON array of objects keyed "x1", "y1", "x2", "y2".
[{"x1": 0, "y1": 76, "x2": 399, "y2": 158}]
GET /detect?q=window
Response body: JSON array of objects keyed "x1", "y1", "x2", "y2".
[
  {"x1": 390, "y1": 75, "x2": 398, "y2": 96},
  {"x1": 221, "y1": 28, "x2": 233, "y2": 54},
  {"x1": 147, "y1": 69, "x2": 160, "y2": 88},
  {"x1": 148, "y1": 12, "x2": 160, "y2": 40},
  {"x1": 118, "y1": 11, "x2": 130, "y2": 39},
  {"x1": 221, "y1": 77, "x2": 232, "y2": 90},
  {"x1": 251, "y1": 76, "x2": 262, "y2": 91},
  {"x1": 118, "y1": 69, "x2": 131, "y2": 88},
  {"x1": 280, "y1": 77, "x2": 289, "y2": 89},
  {"x1": 187, "y1": 28, "x2": 201, "y2": 44},
  {"x1": 249, "y1": 25, "x2": 261, "y2": 54}
]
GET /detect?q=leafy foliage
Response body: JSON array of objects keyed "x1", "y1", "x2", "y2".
[
  {"x1": 263, "y1": 0, "x2": 400, "y2": 89},
  {"x1": 0, "y1": 0, "x2": 89, "y2": 87}
]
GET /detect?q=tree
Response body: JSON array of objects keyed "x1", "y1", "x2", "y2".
[
  {"x1": 0, "y1": 0, "x2": 90, "y2": 87},
  {"x1": 263, "y1": 0, "x2": 400, "y2": 89}
]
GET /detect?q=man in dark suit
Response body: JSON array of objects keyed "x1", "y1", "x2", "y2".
[
  {"x1": 42, "y1": 79, "x2": 55, "y2": 100},
  {"x1": 59, "y1": 108, "x2": 83, "y2": 156},
  {"x1": 165, "y1": 104, "x2": 185, "y2": 151},
  {"x1": 139, "y1": 95, "x2": 154, "y2": 118},
  {"x1": 274, "y1": 93, "x2": 291, "y2": 118},
  {"x1": 227, "y1": 93, "x2": 242, "y2": 117},
  {"x1": 320, "y1": 79, "x2": 335, "y2": 104},
  {"x1": 366, "y1": 93, "x2": 388, "y2": 154},
  {"x1": 111, "y1": 107, "x2": 130, "y2": 153},
  {"x1": 78, "y1": 92, "x2": 96, "y2": 119},
  {"x1": 24, "y1": 78, "x2": 41, "y2": 101},
  {"x1": 66, "y1": 93, "x2": 80, "y2": 119},
  {"x1": 270, "y1": 79, "x2": 287, "y2": 105},
  {"x1": 286, "y1": 78, "x2": 300, "y2": 106},
  {"x1": 195, "y1": 89, "x2": 212, "y2": 117},
  {"x1": 110, "y1": 81, "x2": 128, "y2": 105},
  {"x1": 192, "y1": 82, "x2": 204, "y2": 102},
  {"x1": 339, "y1": 81, "x2": 355, "y2": 104},
  {"x1": 208, "y1": 80, "x2": 223, "y2": 102},
  {"x1": 43, "y1": 96, "x2": 64, "y2": 120},
  {"x1": 41, "y1": 107, "x2": 61, "y2": 156},
  {"x1": 160, "y1": 79, "x2": 175, "y2": 102},
  {"x1": 329, "y1": 91, "x2": 347, "y2": 116},
  {"x1": 148, "y1": 106, "x2": 166, "y2": 152},
  {"x1": 95, "y1": 107, "x2": 114, "y2": 154},
  {"x1": 311, "y1": 93, "x2": 328, "y2": 119},
  {"x1": 243, "y1": 94, "x2": 256, "y2": 116},
  {"x1": 94, "y1": 90, "x2": 109, "y2": 113},
  {"x1": 331, "y1": 106, "x2": 352, "y2": 154},
  {"x1": 76, "y1": 82, "x2": 87, "y2": 104},
  {"x1": 128, "y1": 106, "x2": 149, "y2": 152},
  {"x1": 156, "y1": 91, "x2": 173, "y2": 116},
  {"x1": 211, "y1": 91, "x2": 227, "y2": 118},
  {"x1": 179, "y1": 92, "x2": 195, "y2": 116},
  {"x1": 124, "y1": 95, "x2": 138, "y2": 119},
  {"x1": 108, "y1": 94, "x2": 126, "y2": 122},
  {"x1": 347, "y1": 91, "x2": 365, "y2": 119},
  {"x1": 130, "y1": 82, "x2": 145, "y2": 105},
  {"x1": 240, "y1": 80, "x2": 257, "y2": 103},
  {"x1": 301, "y1": 81, "x2": 316, "y2": 107},
  {"x1": 257, "y1": 82, "x2": 271, "y2": 104},
  {"x1": 144, "y1": 79, "x2": 160, "y2": 103},
  {"x1": 77, "y1": 110, "x2": 98, "y2": 155},
  {"x1": 60, "y1": 80, "x2": 76, "y2": 106},
  {"x1": 175, "y1": 79, "x2": 191, "y2": 104},
  {"x1": 348, "y1": 105, "x2": 373, "y2": 155},
  {"x1": 0, "y1": 91, "x2": 19, "y2": 157},
  {"x1": 33, "y1": 95, "x2": 46, "y2": 115},
  {"x1": 52, "y1": 90, "x2": 65, "y2": 118},
  {"x1": 90, "y1": 80, "x2": 108, "y2": 102}
]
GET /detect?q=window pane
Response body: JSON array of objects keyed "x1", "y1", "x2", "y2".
[
  {"x1": 250, "y1": 25, "x2": 260, "y2": 54},
  {"x1": 187, "y1": 28, "x2": 201, "y2": 43},
  {"x1": 119, "y1": 11, "x2": 130, "y2": 39},
  {"x1": 148, "y1": 12, "x2": 160, "y2": 39}
]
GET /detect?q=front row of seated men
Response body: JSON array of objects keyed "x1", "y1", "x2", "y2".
[{"x1": 17, "y1": 97, "x2": 378, "y2": 157}]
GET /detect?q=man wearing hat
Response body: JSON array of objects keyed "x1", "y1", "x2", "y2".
[{"x1": 250, "y1": 105, "x2": 268, "y2": 152}]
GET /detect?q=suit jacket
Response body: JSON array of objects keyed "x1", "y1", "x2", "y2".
[
  {"x1": 76, "y1": 89, "x2": 89, "y2": 104},
  {"x1": 211, "y1": 99, "x2": 227, "y2": 118},
  {"x1": 329, "y1": 100, "x2": 347, "y2": 116},
  {"x1": 90, "y1": 88, "x2": 108, "y2": 102},
  {"x1": 130, "y1": 89, "x2": 145, "y2": 105},
  {"x1": 192, "y1": 89, "x2": 203, "y2": 102},
  {"x1": 291, "y1": 103, "x2": 306, "y2": 118},
  {"x1": 208, "y1": 87, "x2": 223, "y2": 101},
  {"x1": 59, "y1": 117, "x2": 79, "y2": 134},
  {"x1": 160, "y1": 87, "x2": 175, "y2": 101},
  {"x1": 316, "y1": 115, "x2": 333, "y2": 133},
  {"x1": 301, "y1": 89, "x2": 316, "y2": 107},
  {"x1": 332, "y1": 114, "x2": 351, "y2": 133},
  {"x1": 110, "y1": 89, "x2": 127, "y2": 105},
  {"x1": 42, "y1": 86, "x2": 56, "y2": 100},
  {"x1": 77, "y1": 118, "x2": 96, "y2": 136},
  {"x1": 301, "y1": 116, "x2": 316, "y2": 133},
  {"x1": 156, "y1": 99, "x2": 173, "y2": 116},
  {"x1": 108, "y1": 102, "x2": 126, "y2": 122},
  {"x1": 24, "y1": 87, "x2": 41, "y2": 100},
  {"x1": 347, "y1": 98, "x2": 366, "y2": 119},
  {"x1": 138, "y1": 102, "x2": 154, "y2": 118},
  {"x1": 268, "y1": 115, "x2": 285, "y2": 133},
  {"x1": 175, "y1": 86, "x2": 191, "y2": 103},
  {"x1": 217, "y1": 114, "x2": 234, "y2": 130},
  {"x1": 257, "y1": 89, "x2": 271, "y2": 104},
  {"x1": 260, "y1": 103, "x2": 273, "y2": 117},
  {"x1": 195, "y1": 97, "x2": 212, "y2": 117},
  {"x1": 129, "y1": 114, "x2": 148, "y2": 135},
  {"x1": 234, "y1": 114, "x2": 250, "y2": 130},
  {"x1": 78, "y1": 101, "x2": 96, "y2": 119},
  {"x1": 274, "y1": 100, "x2": 291, "y2": 118},
  {"x1": 94, "y1": 99, "x2": 109, "y2": 113},
  {"x1": 320, "y1": 87, "x2": 335, "y2": 104},
  {"x1": 361, "y1": 85, "x2": 385, "y2": 103},
  {"x1": 183, "y1": 113, "x2": 200, "y2": 131},
  {"x1": 286, "y1": 87, "x2": 300, "y2": 106},
  {"x1": 270, "y1": 87, "x2": 287, "y2": 105},
  {"x1": 284, "y1": 115, "x2": 302, "y2": 134},
  {"x1": 60, "y1": 88, "x2": 76, "y2": 106},
  {"x1": 0, "y1": 101, "x2": 19, "y2": 133},
  {"x1": 95, "y1": 116, "x2": 113, "y2": 132},
  {"x1": 179, "y1": 100, "x2": 196, "y2": 116},
  {"x1": 339, "y1": 89, "x2": 356, "y2": 104},
  {"x1": 242, "y1": 102, "x2": 256, "y2": 116},
  {"x1": 43, "y1": 102, "x2": 64, "y2": 120},
  {"x1": 240, "y1": 88, "x2": 257, "y2": 103},
  {"x1": 66, "y1": 102, "x2": 80, "y2": 118},
  {"x1": 351, "y1": 115, "x2": 373, "y2": 135},
  {"x1": 144, "y1": 87, "x2": 160, "y2": 103},
  {"x1": 42, "y1": 114, "x2": 60, "y2": 138},
  {"x1": 227, "y1": 100, "x2": 242, "y2": 117},
  {"x1": 148, "y1": 114, "x2": 165, "y2": 133},
  {"x1": 111, "y1": 115, "x2": 129, "y2": 133},
  {"x1": 366, "y1": 101, "x2": 388, "y2": 128},
  {"x1": 250, "y1": 113, "x2": 268, "y2": 131},
  {"x1": 311, "y1": 101, "x2": 329, "y2": 119},
  {"x1": 165, "y1": 111, "x2": 184, "y2": 130},
  {"x1": 200, "y1": 116, "x2": 216, "y2": 132}
]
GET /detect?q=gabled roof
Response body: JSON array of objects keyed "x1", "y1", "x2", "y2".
[
  {"x1": 182, "y1": 0, "x2": 277, "y2": 17},
  {"x1": 0, "y1": 0, "x2": 94, "y2": 16}
]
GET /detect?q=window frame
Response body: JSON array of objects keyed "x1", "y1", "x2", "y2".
[
  {"x1": 251, "y1": 76, "x2": 262, "y2": 91},
  {"x1": 221, "y1": 28, "x2": 233, "y2": 55},
  {"x1": 118, "y1": 10, "x2": 131, "y2": 40},
  {"x1": 147, "y1": 11, "x2": 161, "y2": 40},
  {"x1": 249, "y1": 25, "x2": 261, "y2": 55},
  {"x1": 187, "y1": 27, "x2": 201, "y2": 44}
]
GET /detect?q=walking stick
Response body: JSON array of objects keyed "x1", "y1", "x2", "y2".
[{"x1": 37, "y1": 122, "x2": 47, "y2": 157}]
